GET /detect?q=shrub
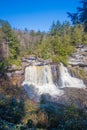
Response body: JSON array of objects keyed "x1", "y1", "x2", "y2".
[{"x1": 0, "y1": 96, "x2": 25, "y2": 124}]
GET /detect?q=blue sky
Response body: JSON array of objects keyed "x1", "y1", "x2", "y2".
[{"x1": 0, "y1": 0, "x2": 79, "y2": 31}]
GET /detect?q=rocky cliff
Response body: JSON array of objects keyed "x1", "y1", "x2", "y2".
[{"x1": 68, "y1": 45, "x2": 87, "y2": 86}]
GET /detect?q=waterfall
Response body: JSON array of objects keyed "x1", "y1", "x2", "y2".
[
  {"x1": 22, "y1": 63, "x2": 86, "y2": 101},
  {"x1": 58, "y1": 63, "x2": 86, "y2": 88},
  {"x1": 22, "y1": 65, "x2": 63, "y2": 100}
]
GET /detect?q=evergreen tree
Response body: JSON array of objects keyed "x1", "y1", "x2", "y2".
[
  {"x1": 67, "y1": 0, "x2": 87, "y2": 31},
  {"x1": 71, "y1": 24, "x2": 83, "y2": 45},
  {"x1": 83, "y1": 32, "x2": 87, "y2": 44},
  {"x1": 0, "y1": 19, "x2": 20, "y2": 65},
  {"x1": 50, "y1": 20, "x2": 61, "y2": 36}
]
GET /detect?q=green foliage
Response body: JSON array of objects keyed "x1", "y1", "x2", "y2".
[
  {"x1": 37, "y1": 102, "x2": 87, "y2": 130},
  {"x1": 0, "y1": 59, "x2": 10, "y2": 75},
  {"x1": 78, "y1": 67, "x2": 87, "y2": 80},
  {"x1": 35, "y1": 36, "x2": 52, "y2": 59},
  {"x1": 7, "y1": 56, "x2": 21, "y2": 66},
  {"x1": 0, "y1": 96, "x2": 24, "y2": 124},
  {"x1": 0, "y1": 92, "x2": 87, "y2": 130},
  {"x1": 71, "y1": 24, "x2": 83, "y2": 45},
  {"x1": 4, "y1": 28, "x2": 20, "y2": 62},
  {"x1": 83, "y1": 33, "x2": 87, "y2": 44},
  {"x1": 0, "y1": 61, "x2": 6, "y2": 73},
  {"x1": 62, "y1": 103, "x2": 87, "y2": 130},
  {"x1": 67, "y1": 0, "x2": 87, "y2": 31},
  {"x1": 0, "y1": 95, "x2": 25, "y2": 130},
  {"x1": 33, "y1": 21, "x2": 75, "y2": 65},
  {"x1": 0, "y1": 19, "x2": 20, "y2": 66},
  {"x1": 50, "y1": 20, "x2": 62, "y2": 35},
  {"x1": 0, "y1": 18, "x2": 87, "y2": 68}
]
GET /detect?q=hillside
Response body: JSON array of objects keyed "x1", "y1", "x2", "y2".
[
  {"x1": 1, "y1": 0, "x2": 87, "y2": 129},
  {"x1": 0, "y1": 17, "x2": 87, "y2": 129}
]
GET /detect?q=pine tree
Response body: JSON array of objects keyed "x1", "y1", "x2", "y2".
[
  {"x1": 67, "y1": 0, "x2": 87, "y2": 31},
  {"x1": 0, "y1": 19, "x2": 20, "y2": 65},
  {"x1": 71, "y1": 24, "x2": 83, "y2": 45}
]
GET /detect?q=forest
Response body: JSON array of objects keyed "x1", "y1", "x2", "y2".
[{"x1": 0, "y1": 0, "x2": 87, "y2": 129}]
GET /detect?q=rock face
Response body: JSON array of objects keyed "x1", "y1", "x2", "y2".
[
  {"x1": 69, "y1": 45, "x2": 87, "y2": 67},
  {"x1": 22, "y1": 56, "x2": 52, "y2": 66},
  {"x1": 68, "y1": 45, "x2": 87, "y2": 86},
  {"x1": 7, "y1": 65, "x2": 22, "y2": 72},
  {"x1": 6, "y1": 56, "x2": 52, "y2": 87}
]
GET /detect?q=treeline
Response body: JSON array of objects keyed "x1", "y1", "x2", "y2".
[
  {"x1": 16, "y1": 21, "x2": 87, "y2": 64},
  {"x1": 1, "y1": 20, "x2": 87, "y2": 67},
  {"x1": 30, "y1": 21, "x2": 87, "y2": 64},
  {"x1": 0, "y1": 19, "x2": 21, "y2": 74},
  {"x1": 0, "y1": 0, "x2": 87, "y2": 67},
  {"x1": 0, "y1": 22, "x2": 87, "y2": 68},
  {"x1": 0, "y1": 20, "x2": 20, "y2": 63}
]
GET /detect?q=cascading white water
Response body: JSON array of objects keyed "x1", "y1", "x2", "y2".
[
  {"x1": 22, "y1": 63, "x2": 86, "y2": 101},
  {"x1": 22, "y1": 65, "x2": 63, "y2": 100},
  {"x1": 58, "y1": 63, "x2": 86, "y2": 88}
]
